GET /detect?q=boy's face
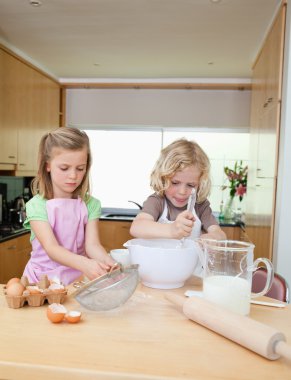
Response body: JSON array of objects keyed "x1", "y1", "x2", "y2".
[
  {"x1": 46, "y1": 147, "x2": 88, "y2": 198},
  {"x1": 165, "y1": 165, "x2": 200, "y2": 208}
]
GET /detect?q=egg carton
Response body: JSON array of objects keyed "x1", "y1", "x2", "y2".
[{"x1": 4, "y1": 275, "x2": 68, "y2": 309}]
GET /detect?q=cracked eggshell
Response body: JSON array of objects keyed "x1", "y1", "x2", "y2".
[
  {"x1": 26, "y1": 285, "x2": 43, "y2": 294},
  {"x1": 47, "y1": 303, "x2": 67, "y2": 323},
  {"x1": 48, "y1": 283, "x2": 65, "y2": 293},
  {"x1": 65, "y1": 311, "x2": 82, "y2": 323}
]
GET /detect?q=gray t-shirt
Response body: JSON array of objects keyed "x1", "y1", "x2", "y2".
[{"x1": 142, "y1": 193, "x2": 218, "y2": 233}]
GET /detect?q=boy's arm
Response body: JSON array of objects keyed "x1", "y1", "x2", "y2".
[
  {"x1": 130, "y1": 211, "x2": 194, "y2": 240},
  {"x1": 201, "y1": 224, "x2": 226, "y2": 240}
]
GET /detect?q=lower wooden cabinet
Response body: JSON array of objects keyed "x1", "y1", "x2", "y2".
[
  {"x1": 99, "y1": 220, "x2": 133, "y2": 253},
  {"x1": 0, "y1": 233, "x2": 31, "y2": 283},
  {"x1": 99, "y1": 222, "x2": 246, "y2": 254},
  {"x1": 220, "y1": 226, "x2": 241, "y2": 241}
]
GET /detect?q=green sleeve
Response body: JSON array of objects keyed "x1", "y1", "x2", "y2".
[
  {"x1": 23, "y1": 194, "x2": 48, "y2": 231},
  {"x1": 87, "y1": 196, "x2": 102, "y2": 220}
]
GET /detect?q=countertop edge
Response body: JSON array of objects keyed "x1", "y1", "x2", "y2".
[{"x1": 0, "y1": 229, "x2": 29, "y2": 243}]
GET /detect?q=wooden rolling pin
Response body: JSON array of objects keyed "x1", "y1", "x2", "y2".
[{"x1": 165, "y1": 293, "x2": 291, "y2": 361}]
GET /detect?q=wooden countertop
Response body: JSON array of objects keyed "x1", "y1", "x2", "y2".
[{"x1": 0, "y1": 277, "x2": 290, "y2": 380}]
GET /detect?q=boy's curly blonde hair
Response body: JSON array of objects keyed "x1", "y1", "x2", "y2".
[
  {"x1": 150, "y1": 138, "x2": 211, "y2": 203},
  {"x1": 31, "y1": 127, "x2": 92, "y2": 201}
]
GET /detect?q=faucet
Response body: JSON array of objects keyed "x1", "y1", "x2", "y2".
[{"x1": 128, "y1": 200, "x2": 142, "y2": 210}]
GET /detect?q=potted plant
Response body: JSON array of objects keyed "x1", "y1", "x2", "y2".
[{"x1": 221, "y1": 160, "x2": 248, "y2": 220}]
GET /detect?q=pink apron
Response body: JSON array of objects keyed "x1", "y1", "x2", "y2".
[{"x1": 23, "y1": 198, "x2": 88, "y2": 285}]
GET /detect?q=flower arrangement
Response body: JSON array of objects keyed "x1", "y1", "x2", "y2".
[{"x1": 222, "y1": 160, "x2": 248, "y2": 201}]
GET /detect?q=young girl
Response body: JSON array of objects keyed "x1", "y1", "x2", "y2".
[
  {"x1": 130, "y1": 138, "x2": 226, "y2": 241},
  {"x1": 23, "y1": 127, "x2": 115, "y2": 285}
]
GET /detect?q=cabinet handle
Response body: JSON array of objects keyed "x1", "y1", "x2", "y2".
[
  {"x1": 267, "y1": 97, "x2": 273, "y2": 103},
  {"x1": 7, "y1": 245, "x2": 17, "y2": 250},
  {"x1": 19, "y1": 163, "x2": 25, "y2": 166},
  {"x1": 8, "y1": 156, "x2": 16, "y2": 159}
]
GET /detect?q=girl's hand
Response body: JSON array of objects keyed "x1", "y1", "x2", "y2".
[
  {"x1": 171, "y1": 210, "x2": 195, "y2": 239},
  {"x1": 81, "y1": 257, "x2": 116, "y2": 280}
]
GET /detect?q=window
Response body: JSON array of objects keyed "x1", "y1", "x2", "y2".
[{"x1": 84, "y1": 128, "x2": 249, "y2": 212}]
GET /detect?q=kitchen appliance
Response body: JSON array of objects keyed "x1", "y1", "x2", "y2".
[
  {"x1": 72, "y1": 264, "x2": 139, "y2": 311},
  {"x1": 165, "y1": 293, "x2": 291, "y2": 361},
  {"x1": 0, "y1": 194, "x2": 2, "y2": 224},
  {"x1": 0, "y1": 183, "x2": 7, "y2": 223},
  {"x1": 9, "y1": 196, "x2": 26, "y2": 227}
]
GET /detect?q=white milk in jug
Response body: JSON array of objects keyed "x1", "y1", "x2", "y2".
[{"x1": 203, "y1": 275, "x2": 251, "y2": 316}]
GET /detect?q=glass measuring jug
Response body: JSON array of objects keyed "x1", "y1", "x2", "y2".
[{"x1": 199, "y1": 239, "x2": 274, "y2": 316}]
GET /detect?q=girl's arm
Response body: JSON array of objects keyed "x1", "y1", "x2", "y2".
[
  {"x1": 130, "y1": 211, "x2": 194, "y2": 239},
  {"x1": 201, "y1": 224, "x2": 226, "y2": 240},
  {"x1": 30, "y1": 220, "x2": 114, "y2": 280}
]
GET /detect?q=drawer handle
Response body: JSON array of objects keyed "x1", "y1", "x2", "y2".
[
  {"x1": 8, "y1": 156, "x2": 16, "y2": 159},
  {"x1": 7, "y1": 245, "x2": 17, "y2": 250}
]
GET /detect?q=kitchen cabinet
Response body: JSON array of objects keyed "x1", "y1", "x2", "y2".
[
  {"x1": 252, "y1": 4, "x2": 284, "y2": 180},
  {"x1": 99, "y1": 220, "x2": 132, "y2": 252},
  {"x1": 0, "y1": 46, "x2": 60, "y2": 175},
  {"x1": 0, "y1": 233, "x2": 31, "y2": 283},
  {"x1": 17, "y1": 68, "x2": 60, "y2": 174},
  {"x1": 99, "y1": 221, "x2": 244, "y2": 252},
  {"x1": 220, "y1": 226, "x2": 241, "y2": 241},
  {"x1": 245, "y1": 3, "x2": 286, "y2": 261},
  {"x1": 0, "y1": 50, "x2": 18, "y2": 166}
]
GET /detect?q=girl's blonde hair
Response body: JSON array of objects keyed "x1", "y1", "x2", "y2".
[
  {"x1": 31, "y1": 127, "x2": 92, "y2": 201},
  {"x1": 150, "y1": 138, "x2": 211, "y2": 203}
]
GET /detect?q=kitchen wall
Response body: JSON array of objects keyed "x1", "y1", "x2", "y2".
[
  {"x1": 66, "y1": 88, "x2": 251, "y2": 128},
  {"x1": 0, "y1": 176, "x2": 25, "y2": 202},
  {"x1": 66, "y1": 87, "x2": 251, "y2": 213}
]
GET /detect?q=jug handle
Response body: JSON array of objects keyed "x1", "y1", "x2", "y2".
[{"x1": 251, "y1": 258, "x2": 274, "y2": 299}]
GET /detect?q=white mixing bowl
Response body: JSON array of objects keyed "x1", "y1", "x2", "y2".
[{"x1": 124, "y1": 238, "x2": 200, "y2": 289}]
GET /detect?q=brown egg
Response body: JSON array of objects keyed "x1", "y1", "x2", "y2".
[
  {"x1": 65, "y1": 311, "x2": 82, "y2": 324},
  {"x1": 6, "y1": 282, "x2": 25, "y2": 297},
  {"x1": 47, "y1": 303, "x2": 67, "y2": 323},
  {"x1": 6, "y1": 277, "x2": 21, "y2": 288}
]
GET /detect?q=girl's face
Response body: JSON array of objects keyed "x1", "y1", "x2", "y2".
[
  {"x1": 165, "y1": 165, "x2": 201, "y2": 208},
  {"x1": 46, "y1": 147, "x2": 88, "y2": 198}
]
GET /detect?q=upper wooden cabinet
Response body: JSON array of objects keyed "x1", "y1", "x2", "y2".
[
  {"x1": 0, "y1": 46, "x2": 60, "y2": 174},
  {"x1": 251, "y1": 5, "x2": 285, "y2": 179},
  {"x1": 0, "y1": 50, "x2": 18, "y2": 165},
  {"x1": 245, "y1": 4, "x2": 286, "y2": 260}
]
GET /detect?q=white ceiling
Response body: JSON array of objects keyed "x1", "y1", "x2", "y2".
[{"x1": 0, "y1": 0, "x2": 282, "y2": 81}]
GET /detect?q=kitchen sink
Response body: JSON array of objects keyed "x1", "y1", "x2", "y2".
[
  {"x1": 100, "y1": 208, "x2": 140, "y2": 221},
  {"x1": 103, "y1": 214, "x2": 136, "y2": 220},
  {"x1": 101, "y1": 213, "x2": 138, "y2": 221}
]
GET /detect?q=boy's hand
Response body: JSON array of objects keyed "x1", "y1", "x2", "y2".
[{"x1": 171, "y1": 210, "x2": 195, "y2": 239}]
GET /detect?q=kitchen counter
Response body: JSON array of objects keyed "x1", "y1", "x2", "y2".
[
  {"x1": 0, "y1": 277, "x2": 290, "y2": 379},
  {"x1": 0, "y1": 227, "x2": 29, "y2": 243},
  {"x1": 100, "y1": 208, "x2": 243, "y2": 227}
]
